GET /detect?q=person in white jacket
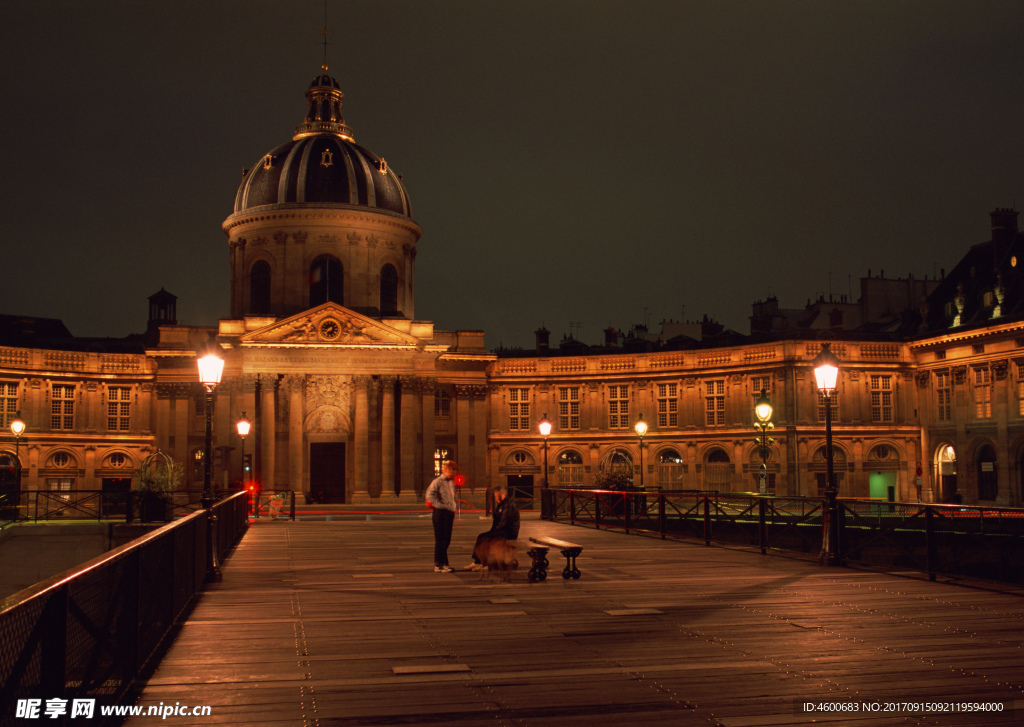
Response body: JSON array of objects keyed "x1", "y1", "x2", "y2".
[{"x1": 425, "y1": 460, "x2": 458, "y2": 573}]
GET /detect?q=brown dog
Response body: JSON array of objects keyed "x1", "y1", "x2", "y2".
[{"x1": 474, "y1": 537, "x2": 518, "y2": 582}]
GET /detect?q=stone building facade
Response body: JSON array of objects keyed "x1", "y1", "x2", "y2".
[{"x1": 2, "y1": 70, "x2": 1024, "y2": 509}]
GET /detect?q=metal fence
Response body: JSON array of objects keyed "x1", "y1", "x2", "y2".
[
  {"x1": 0, "y1": 489, "x2": 250, "y2": 528},
  {"x1": 0, "y1": 491, "x2": 249, "y2": 726},
  {"x1": 541, "y1": 488, "x2": 1024, "y2": 584}
]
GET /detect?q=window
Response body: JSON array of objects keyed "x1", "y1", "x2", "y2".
[
  {"x1": 558, "y1": 387, "x2": 580, "y2": 430},
  {"x1": 0, "y1": 382, "x2": 17, "y2": 429},
  {"x1": 870, "y1": 375, "x2": 893, "y2": 423},
  {"x1": 380, "y1": 264, "x2": 398, "y2": 315},
  {"x1": 705, "y1": 380, "x2": 725, "y2": 426},
  {"x1": 433, "y1": 447, "x2": 452, "y2": 477},
  {"x1": 309, "y1": 255, "x2": 343, "y2": 307},
  {"x1": 508, "y1": 388, "x2": 530, "y2": 431},
  {"x1": 974, "y1": 367, "x2": 992, "y2": 419},
  {"x1": 936, "y1": 371, "x2": 952, "y2": 421},
  {"x1": 608, "y1": 385, "x2": 630, "y2": 428},
  {"x1": 51, "y1": 384, "x2": 75, "y2": 430},
  {"x1": 1018, "y1": 364, "x2": 1024, "y2": 416},
  {"x1": 751, "y1": 375, "x2": 771, "y2": 394},
  {"x1": 434, "y1": 389, "x2": 451, "y2": 419},
  {"x1": 107, "y1": 386, "x2": 131, "y2": 431},
  {"x1": 557, "y1": 450, "x2": 584, "y2": 486},
  {"x1": 250, "y1": 260, "x2": 271, "y2": 313},
  {"x1": 817, "y1": 390, "x2": 839, "y2": 423},
  {"x1": 656, "y1": 383, "x2": 678, "y2": 427}
]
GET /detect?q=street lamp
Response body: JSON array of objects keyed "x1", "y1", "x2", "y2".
[
  {"x1": 236, "y1": 412, "x2": 250, "y2": 491},
  {"x1": 10, "y1": 411, "x2": 25, "y2": 497},
  {"x1": 753, "y1": 390, "x2": 774, "y2": 494},
  {"x1": 197, "y1": 336, "x2": 224, "y2": 582},
  {"x1": 812, "y1": 342, "x2": 841, "y2": 566},
  {"x1": 538, "y1": 414, "x2": 552, "y2": 487},
  {"x1": 634, "y1": 414, "x2": 648, "y2": 488}
]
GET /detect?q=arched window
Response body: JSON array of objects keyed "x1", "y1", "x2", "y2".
[
  {"x1": 380, "y1": 264, "x2": 398, "y2": 315},
  {"x1": 977, "y1": 444, "x2": 998, "y2": 501},
  {"x1": 657, "y1": 449, "x2": 684, "y2": 488},
  {"x1": 557, "y1": 449, "x2": 584, "y2": 487},
  {"x1": 250, "y1": 261, "x2": 271, "y2": 314},
  {"x1": 309, "y1": 255, "x2": 343, "y2": 307}
]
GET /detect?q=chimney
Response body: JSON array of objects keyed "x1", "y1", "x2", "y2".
[
  {"x1": 603, "y1": 326, "x2": 618, "y2": 347},
  {"x1": 535, "y1": 326, "x2": 550, "y2": 354},
  {"x1": 990, "y1": 208, "x2": 1018, "y2": 262}
]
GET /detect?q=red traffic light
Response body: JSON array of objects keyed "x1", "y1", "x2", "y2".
[{"x1": 454, "y1": 474, "x2": 465, "y2": 487}]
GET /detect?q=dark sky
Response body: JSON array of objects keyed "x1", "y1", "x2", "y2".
[{"x1": 3, "y1": 1, "x2": 1024, "y2": 350}]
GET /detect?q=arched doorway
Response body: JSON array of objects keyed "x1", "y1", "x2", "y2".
[
  {"x1": 556, "y1": 449, "x2": 584, "y2": 487},
  {"x1": 657, "y1": 448, "x2": 684, "y2": 489},
  {"x1": 810, "y1": 445, "x2": 847, "y2": 497},
  {"x1": 704, "y1": 448, "x2": 731, "y2": 492},
  {"x1": 0, "y1": 452, "x2": 20, "y2": 519},
  {"x1": 934, "y1": 444, "x2": 957, "y2": 503}
]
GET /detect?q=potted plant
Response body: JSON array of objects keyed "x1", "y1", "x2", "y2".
[{"x1": 134, "y1": 451, "x2": 183, "y2": 522}]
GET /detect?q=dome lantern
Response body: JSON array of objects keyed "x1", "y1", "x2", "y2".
[{"x1": 293, "y1": 64, "x2": 355, "y2": 142}]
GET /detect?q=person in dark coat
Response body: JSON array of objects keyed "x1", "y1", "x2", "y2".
[{"x1": 467, "y1": 483, "x2": 520, "y2": 570}]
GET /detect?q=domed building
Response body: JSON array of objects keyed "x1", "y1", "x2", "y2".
[{"x1": 148, "y1": 66, "x2": 493, "y2": 504}]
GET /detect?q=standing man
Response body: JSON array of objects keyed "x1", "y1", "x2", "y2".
[{"x1": 426, "y1": 460, "x2": 458, "y2": 573}]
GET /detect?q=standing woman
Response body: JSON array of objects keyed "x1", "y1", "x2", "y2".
[{"x1": 426, "y1": 460, "x2": 458, "y2": 573}]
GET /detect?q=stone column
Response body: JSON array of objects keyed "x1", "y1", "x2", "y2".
[
  {"x1": 138, "y1": 383, "x2": 153, "y2": 436},
  {"x1": 381, "y1": 376, "x2": 397, "y2": 498},
  {"x1": 284, "y1": 375, "x2": 305, "y2": 496},
  {"x1": 420, "y1": 379, "x2": 436, "y2": 496},
  {"x1": 172, "y1": 385, "x2": 190, "y2": 479},
  {"x1": 354, "y1": 375, "x2": 370, "y2": 498},
  {"x1": 400, "y1": 376, "x2": 419, "y2": 496},
  {"x1": 472, "y1": 385, "x2": 488, "y2": 496},
  {"x1": 456, "y1": 386, "x2": 472, "y2": 487},
  {"x1": 261, "y1": 378, "x2": 276, "y2": 490}
]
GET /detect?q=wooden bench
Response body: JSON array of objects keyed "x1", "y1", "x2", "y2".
[{"x1": 527, "y1": 536, "x2": 583, "y2": 582}]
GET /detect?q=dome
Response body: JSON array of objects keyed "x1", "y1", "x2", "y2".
[{"x1": 230, "y1": 69, "x2": 414, "y2": 219}]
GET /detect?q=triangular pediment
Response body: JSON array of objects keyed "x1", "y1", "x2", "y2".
[{"x1": 239, "y1": 304, "x2": 423, "y2": 348}]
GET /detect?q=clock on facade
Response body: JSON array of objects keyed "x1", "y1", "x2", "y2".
[{"x1": 319, "y1": 318, "x2": 341, "y2": 340}]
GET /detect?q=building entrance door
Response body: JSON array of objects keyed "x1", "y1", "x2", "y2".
[
  {"x1": 310, "y1": 443, "x2": 346, "y2": 503},
  {"x1": 102, "y1": 477, "x2": 132, "y2": 517},
  {"x1": 507, "y1": 474, "x2": 534, "y2": 510}
]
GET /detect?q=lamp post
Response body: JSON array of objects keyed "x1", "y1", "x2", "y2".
[
  {"x1": 634, "y1": 414, "x2": 648, "y2": 488},
  {"x1": 10, "y1": 412, "x2": 25, "y2": 503},
  {"x1": 753, "y1": 390, "x2": 774, "y2": 494},
  {"x1": 813, "y1": 343, "x2": 842, "y2": 566},
  {"x1": 236, "y1": 412, "x2": 250, "y2": 491},
  {"x1": 538, "y1": 414, "x2": 552, "y2": 487},
  {"x1": 197, "y1": 336, "x2": 225, "y2": 581}
]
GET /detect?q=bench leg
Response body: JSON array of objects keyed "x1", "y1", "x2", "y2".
[
  {"x1": 527, "y1": 547, "x2": 549, "y2": 582},
  {"x1": 560, "y1": 548, "x2": 581, "y2": 580}
]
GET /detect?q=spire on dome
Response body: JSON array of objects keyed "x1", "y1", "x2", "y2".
[{"x1": 294, "y1": 3, "x2": 353, "y2": 141}]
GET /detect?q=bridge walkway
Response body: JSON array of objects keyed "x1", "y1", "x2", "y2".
[{"x1": 124, "y1": 512, "x2": 1024, "y2": 726}]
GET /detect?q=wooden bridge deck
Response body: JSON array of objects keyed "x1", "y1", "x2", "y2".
[{"x1": 124, "y1": 513, "x2": 1024, "y2": 726}]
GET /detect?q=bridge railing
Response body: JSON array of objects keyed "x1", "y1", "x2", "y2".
[
  {"x1": 0, "y1": 489, "x2": 249, "y2": 529},
  {"x1": 541, "y1": 488, "x2": 1024, "y2": 584},
  {"x1": 0, "y1": 492, "x2": 248, "y2": 725}
]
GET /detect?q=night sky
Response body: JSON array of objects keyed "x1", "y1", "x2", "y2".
[{"x1": 3, "y1": 1, "x2": 1024, "y2": 351}]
